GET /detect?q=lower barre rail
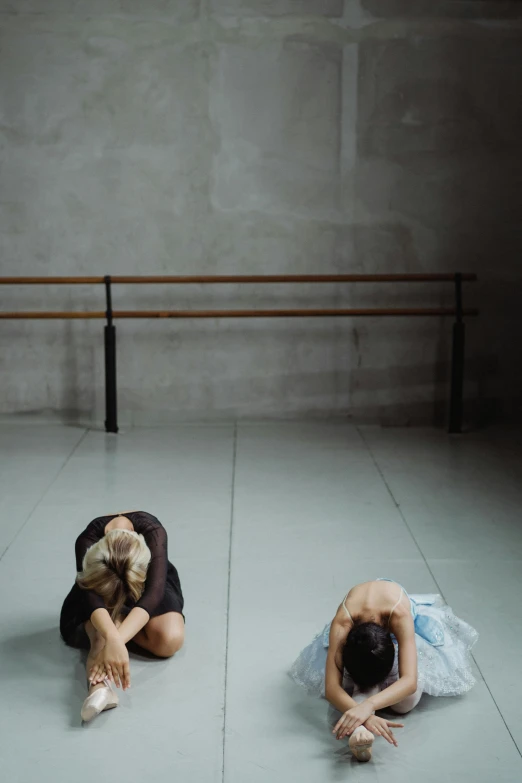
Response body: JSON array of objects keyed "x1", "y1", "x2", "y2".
[
  {"x1": 0, "y1": 307, "x2": 479, "y2": 319},
  {"x1": 0, "y1": 291, "x2": 478, "y2": 434}
]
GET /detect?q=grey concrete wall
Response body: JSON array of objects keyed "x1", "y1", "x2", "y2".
[{"x1": 0, "y1": 1, "x2": 521, "y2": 426}]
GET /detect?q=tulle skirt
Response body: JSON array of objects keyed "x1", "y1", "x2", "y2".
[{"x1": 290, "y1": 588, "x2": 478, "y2": 699}]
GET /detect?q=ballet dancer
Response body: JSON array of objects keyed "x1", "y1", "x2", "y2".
[
  {"x1": 290, "y1": 578, "x2": 478, "y2": 761},
  {"x1": 60, "y1": 510, "x2": 184, "y2": 722}
]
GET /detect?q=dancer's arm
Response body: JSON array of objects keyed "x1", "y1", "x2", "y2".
[
  {"x1": 335, "y1": 614, "x2": 417, "y2": 738},
  {"x1": 324, "y1": 620, "x2": 358, "y2": 713},
  {"x1": 90, "y1": 607, "x2": 118, "y2": 638},
  {"x1": 88, "y1": 608, "x2": 150, "y2": 689},
  {"x1": 333, "y1": 613, "x2": 417, "y2": 739},
  {"x1": 117, "y1": 607, "x2": 150, "y2": 644},
  {"x1": 135, "y1": 524, "x2": 168, "y2": 616},
  {"x1": 89, "y1": 608, "x2": 131, "y2": 690},
  {"x1": 327, "y1": 621, "x2": 403, "y2": 745}
]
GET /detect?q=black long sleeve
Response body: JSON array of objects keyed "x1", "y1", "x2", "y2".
[{"x1": 135, "y1": 523, "x2": 168, "y2": 616}]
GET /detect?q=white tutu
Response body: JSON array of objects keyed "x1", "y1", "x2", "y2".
[{"x1": 290, "y1": 584, "x2": 478, "y2": 699}]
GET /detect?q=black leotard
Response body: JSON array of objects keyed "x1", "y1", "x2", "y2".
[{"x1": 60, "y1": 511, "x2": 184, "y2": 648}]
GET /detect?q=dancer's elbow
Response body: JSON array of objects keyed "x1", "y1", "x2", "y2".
[
  {"x1": 406, "y1": 675, "x2": 418, "y2": 695},
  {"x1": 398, "y1": 674, "x2": 417, "y2": 696}
]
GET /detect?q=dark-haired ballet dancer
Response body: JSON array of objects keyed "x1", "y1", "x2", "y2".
[{"x1": 290, "y1": 578, "x2": 477, "y2": 761}]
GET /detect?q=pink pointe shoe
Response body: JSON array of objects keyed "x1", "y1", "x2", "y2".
[
  {"x1": 349, "y1": 726, "x2": 374, "y2": 762},
  {"x1": 81, "y1": 678, "x2": 119, "y2": 723}
]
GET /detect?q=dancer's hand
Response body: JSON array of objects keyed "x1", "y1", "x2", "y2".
[
  {"x1": 364, "y1": 715, "x2": 403, "y2": 746},
  {"x1": 333, "y1": 701, "x2": 375, "y2": 739},
  {"x1": 102, "y1": 634, "x2": 130, "y2": 690},
  {"x1": 89, "y1": 635, "x2": 130, "y2": 690},
  {"x1": 88, "y1": 652, "x2": 110, "y2": 686}
]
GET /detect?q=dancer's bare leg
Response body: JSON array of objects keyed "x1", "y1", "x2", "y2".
[
  {"x1": 390, "y1": 685, "x2": 423, "y2": 714},
  {"x1": 132, "y1": 612, "x2": 184, "y2": 658},
  {"x1": 85, "y1": 619, "x2": 107, "y2": 695},
  {"x1": 81, "y1": 620, "x2": 119, "y2": 722}
]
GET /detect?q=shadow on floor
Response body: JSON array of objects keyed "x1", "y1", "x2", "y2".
[
  {"x1": 0, "y1": 624, "x2": 177, "y2": 729},
  {"x1": 282, "y1": 676, "x2": 356, "y2": 770},
  {"x1": 284, "y1": 674, "x2": 456, "y2": 774}
]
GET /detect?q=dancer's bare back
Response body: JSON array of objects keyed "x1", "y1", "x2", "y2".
[{"x1": 329, "y1": 581, "x2": 412, "y2": 671}]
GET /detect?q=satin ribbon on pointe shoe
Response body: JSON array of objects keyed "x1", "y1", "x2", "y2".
[{"x1": 81, "y1": 677, "x2": 119, "y2": 723}]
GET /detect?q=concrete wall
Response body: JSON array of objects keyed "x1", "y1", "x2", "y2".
[{"x1": 1, "y1": 1, "x2": 521, "y2": 427}]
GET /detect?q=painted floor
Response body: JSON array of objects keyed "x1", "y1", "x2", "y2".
[{"x1": 1, "y1": 422, "x2": 521, "y2": 782}]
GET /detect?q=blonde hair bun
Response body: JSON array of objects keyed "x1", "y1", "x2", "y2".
[{"x1": 77, "y1": 529, "x2": 151, "y2": 620}]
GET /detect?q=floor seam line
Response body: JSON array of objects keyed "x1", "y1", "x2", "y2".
[
  {"x1": 222, "y1": 422, "x2": 238, "y2": 783},
  {"x1": 356, "y1": 426, "x2": 439, "y2": 580},
  {"x1": 356, "y1": 426, "x2": 522, "y2": 759},
  {"x1": 0, "y1": 427, "x2": 90, "y2": 564}
]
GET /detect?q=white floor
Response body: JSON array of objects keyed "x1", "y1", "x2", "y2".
[{"x1": 1, "y1": 422, "x2": 521, "y2": 782}]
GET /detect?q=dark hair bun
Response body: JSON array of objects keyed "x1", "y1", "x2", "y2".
[{"x1": 342, "y1": 622, "x2": 395, "y2": 690}]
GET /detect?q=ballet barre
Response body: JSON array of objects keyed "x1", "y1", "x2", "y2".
[{"x1": 0, "y1": 273, "x2": 478, "y2": 434}]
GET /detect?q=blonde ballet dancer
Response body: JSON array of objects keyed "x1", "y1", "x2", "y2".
[
  {"x1": 60, "y1": 511, "x2": 185, "y2": 722},
  {"x1": 290, "y1": 578, "x2": 478, "y2": 761}
]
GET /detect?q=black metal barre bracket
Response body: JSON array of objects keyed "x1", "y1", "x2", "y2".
[
  {"x1": 449, "y1": 273, "x2": 465, "y2": 434},
  {"x1": 94, "y1": 271, "x2": 471, "y2": 436},
  {"x1": 104, "y1": 275, "x2": 118, "y2": 433}
]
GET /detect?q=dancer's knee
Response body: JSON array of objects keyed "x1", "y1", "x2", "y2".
[
  {"x1": 154, "y1": 628, "x2": 184, "y2": 658},
  {"x1": 391, "y1": 687, "x2": 423, "y2": 715},
  {"x1": 143, "y1": 613, "x2": 185, "y2": 658},
  {"x1": 144, "y1": 625, "x2": 184, "y2": 658}
]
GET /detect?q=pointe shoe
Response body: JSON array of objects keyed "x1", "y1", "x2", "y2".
[
  {"x1": 349, "y1": 726, "x2": 374, "y2": 762},
  {"x1": 81, "y1": 678, "x2": 119, "y2": 722}
]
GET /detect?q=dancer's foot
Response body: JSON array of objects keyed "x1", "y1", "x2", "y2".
[
  {"x1": 349, "y1": 726, "x2": 374, "y2": 762},
  {"x1": 81, "y1": 678, "x2": 119, "y2": 723}
]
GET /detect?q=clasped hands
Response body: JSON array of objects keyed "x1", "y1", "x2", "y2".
[
  {"x1": 333, "y1": 700, "x2": 403, "y2": 746},
  {"x1": 89, "y1": 632, "x2": 131, "y2": 691}
]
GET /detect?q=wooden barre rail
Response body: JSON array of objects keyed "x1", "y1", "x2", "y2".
[
  {"x1": 0, "y1": 271, "x2": 477, "y2": 434},
  {"x1": 0, "y1": 273, "x2": 477, "y2": 285},
  {"x1": 0, "y1": 308, "x2": 479, "y2": 319}
]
